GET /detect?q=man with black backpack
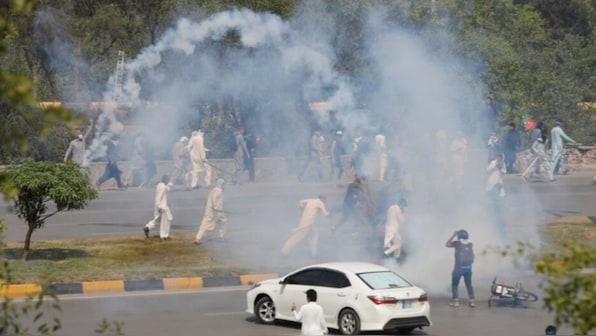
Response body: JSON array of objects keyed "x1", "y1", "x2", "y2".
[{"x1": 445, "y1": 229, "x2": 476, "y2": 308}]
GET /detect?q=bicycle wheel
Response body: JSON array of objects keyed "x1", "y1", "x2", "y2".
[{"x1": 515, "y1": 291, "x2": 538, "y2": 302}]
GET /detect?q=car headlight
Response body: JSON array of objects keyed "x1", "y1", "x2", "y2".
[{"x1": 249, "y1": 282, "x2": 261, "y2": 290}]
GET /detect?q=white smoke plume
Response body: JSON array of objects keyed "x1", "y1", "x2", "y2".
[
  {"x1": 87, "y1": 8, "x2": 355, "y2": 160},
  {"x1": 78, "y1": 3, "x2": 542, "y2": 297}
]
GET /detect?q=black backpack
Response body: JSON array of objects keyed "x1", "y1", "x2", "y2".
[{"x1": 456, "y1": 242, "x2": 474, "y2": 267}]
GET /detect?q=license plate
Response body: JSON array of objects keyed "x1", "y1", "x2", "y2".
[{"x1": 401, "y1": 300, "x2": 413, "y2": 309}]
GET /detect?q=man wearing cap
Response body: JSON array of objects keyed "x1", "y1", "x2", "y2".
[
  {"x1": 550, "y1": 120, "x2": 576, "y2": 178},
  {"x1": 329, "y1": 130, "x2": 345, "y2": 184},
  {"x1": 291, "y1": 289, "x2": 328, "y2": 336},
  {"x1": 194, "y1": 178, "x2": 227, "y2": 245},
  {"x1": 188, "y1": 130, "x2": 212, "y2": 189},
  {"x1": 171, "y1": 136, "x2": 190, "y2": 189},
  {"x1": 445, "y1": 229, "x2": 476, "y2": 308},
  {"x1": 281, "y1": 195, "x2": 330, "y2": 257}
]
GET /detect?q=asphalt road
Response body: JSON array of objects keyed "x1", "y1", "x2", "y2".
[
  {"x1": 1, "y1": 169, "x2": 595, "y2": 273},
  {"x1": 1, "y1": 171, "x2": 595, "y2": 241},
  {"x1": 3, "y1": 170, "x2": 593, "y2": 335},
  {"x1": 33, "y1": 286, "x2": 573, "y2": 336}
]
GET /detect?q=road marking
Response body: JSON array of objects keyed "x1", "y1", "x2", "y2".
[{"x1": 9, "y1": 286, "x2": 249, "y2": 303}]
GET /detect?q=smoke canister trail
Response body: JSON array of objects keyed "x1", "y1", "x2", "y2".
[{"x1": 87, "y1": 8, "x2": 355, "y2": 161}]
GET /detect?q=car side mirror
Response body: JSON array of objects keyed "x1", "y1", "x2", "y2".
[{"x1": 279, "y1": 278, "x2": 287, "y2": 285}]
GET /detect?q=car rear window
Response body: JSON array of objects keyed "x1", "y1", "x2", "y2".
[{"x1": 357, "y1": 271, "x2": 412, "y2": 289}]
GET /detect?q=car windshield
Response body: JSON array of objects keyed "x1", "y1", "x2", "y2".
[{"x1": 357, "y1": 271, "x2": 412, "y2": 290}]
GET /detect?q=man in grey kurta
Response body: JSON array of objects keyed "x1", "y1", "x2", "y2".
[
  {"x1": 550, "y1": 120, "x2": 575, "y2": 178},
  {"x1": 64, "y1": 119, "x2": 94, "y2": 166},
  {"x1": 233, "y1": 128, "x2": 249, "y2": 185}
]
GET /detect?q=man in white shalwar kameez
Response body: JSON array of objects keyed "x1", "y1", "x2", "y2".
[
  {"x1": 194, "y1": 178, "x2": 227, "y2": 244},
  {"x1": 281, "y1": 195, "x2": 330, "y2": 257},
  {"x1": 383, "y1": 198, "x2": 407, "y2": 259},
  {"x1": 291, "y1": 289, "x2": 328, "y2": 336},
  {"x1": 375, "y1": 130, "x2": 388, "y2": 182},
  {"x1": 188, "y1": 130, "x2": 212, "y2": 189},
  {"x1": 486, "y1": 154, "x2": 506, "y2": 195},
  {"x1": 144, "y1": 175, "x2": 173, "y2": 240}
]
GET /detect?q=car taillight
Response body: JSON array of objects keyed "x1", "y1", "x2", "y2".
[
  {"x1": 368, "y1": 296, "x2": 399, "y2": 305},
  {"x1": 418, "y1": 294, "x2": 428, "y2": 302}
]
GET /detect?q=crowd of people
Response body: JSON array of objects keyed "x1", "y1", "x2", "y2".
[
  {"x1": 87, "y1": 127, "x2": 260, "y2": 191},
  {"x1": 63, "y1": 114, "x2": 579, "y2": 253},
  {"x1": 61, "y1": 99, "x2": 585, "y2": 319},
  {"x1": 486, "y1": 119, "x2": 576, "y2": 183}
]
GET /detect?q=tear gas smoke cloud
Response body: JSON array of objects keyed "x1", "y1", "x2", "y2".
[
  {"x1": 39, "y1": 3, "x2": 543, "y2": 296},
  {"x1": 87, "y1": 8, "x2": 355, "y2": 161}
]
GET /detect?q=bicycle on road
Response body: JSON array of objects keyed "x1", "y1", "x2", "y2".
[{"x1": 488, "y1": 277, "x2": 539, "y2": 307}]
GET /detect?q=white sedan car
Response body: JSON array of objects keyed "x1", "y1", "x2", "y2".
[{"x1": 246, "y1": 262, "x2": 431, "y2": 335}]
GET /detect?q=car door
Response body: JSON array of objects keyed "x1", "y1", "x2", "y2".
[
  {"x1": 277, "y1": 268, "x2": 323, "y2": 320},
  {"x1": 315, "y1": 270, "x2": 353, "y2": 323}
]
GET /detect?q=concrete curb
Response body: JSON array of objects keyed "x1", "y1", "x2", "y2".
[{"x1": 1, "y1": 273, "x2": 279, "y2": 298}]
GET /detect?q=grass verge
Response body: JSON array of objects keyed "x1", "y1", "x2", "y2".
[
  {"x1": 539, "y1": 216, "x2": 596, "y2": 248},
  {"x1": 1, "y1": 217, "x2": 594, "y2": 285},
  {"x1": 0, "y1": 234, "x2": 250, "y2": 284}
]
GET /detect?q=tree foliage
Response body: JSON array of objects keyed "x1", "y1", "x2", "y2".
[
  {"x1": 534, "y1": 242, "x2": 596, "y2": 335},
  {"x1": 499, "y1": 234, "x2": 596, "y2": 334},
  {"x1": 0, "y1": 0, "x2": 76, "y2": 163},
  {"x1": 3, "y1": 161, "x2": 98, "y2": 255},
  {"x1": 0, "y1": 289, "x2": 62, "y2": 335},
  {"x1": 0, "y1": 259, "x2": 62, "y2": 335},
  {"x1": 2, "y1": 0, "x2": 595, "y2": 161},
  {"x1": 0, "y1": 2, "x2": 126, "y2": 335}
]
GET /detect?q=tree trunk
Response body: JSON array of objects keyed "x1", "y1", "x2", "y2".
[{"x1": 22, "y1": 222, "x2": 35, "y2": 260}]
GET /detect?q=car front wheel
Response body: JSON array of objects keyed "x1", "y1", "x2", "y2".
[
  {"x1": 338, "y1": 308, "x2": 360, "y2": 335},
  {"x1": 255, "y1": 296, "x2": 276, "y2": 324}
]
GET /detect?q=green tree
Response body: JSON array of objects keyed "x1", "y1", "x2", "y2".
[
  {"x1": 0, "y1": 0, "x2": 75, "y2": 163},
  {"x1": 0, "y1": 290, "x2": 62, "y2": 335},
  {"x1": 499, "y1": 232, "x2": 596, "y2": 335},
  {"x1": 3, "y1": 161, "x2": 98, "y2": 258},
  {"x1": 0, "y1": 260, "x2": 62, "y2": 336},
  {"x1": 534, "y1": 242, "x2": 596, "y2": 334}
]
